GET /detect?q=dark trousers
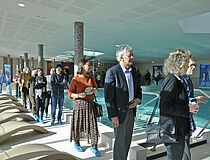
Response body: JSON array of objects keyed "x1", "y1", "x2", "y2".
[
  {"x1": 113, "y1": 108, "x2": 134, "y2": 160},
  {"x1": 165, "y1": 134, "x2": 191, "y2": 160},
  {"x1": 35, "y1": 96, "x2": 45, "y2": 120},
  {"x1": 29, "y1": 95, "x2": 36, "y2": 115},
  {"x1": 22, "y1": 87, "x2": 31, "y2": 109},
  {"x1": 15, "y1": 83, "x2": 21, "y2": 97},
  {"x1": 44, "y1": 91, "x2": 51, "y2": 114}
]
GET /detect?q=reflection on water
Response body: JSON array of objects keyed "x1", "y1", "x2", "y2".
[{"x1": 64, "y1": 88, "x2": 210, "y2": 131}]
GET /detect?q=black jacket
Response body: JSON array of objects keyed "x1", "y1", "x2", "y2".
[
  {"x1": 51, "y1": 72, "x2": 67, "y2": 94},
  {"x1": 104, "y1": 64, "x2": 142, "y2": 124},
  {"x1": 159, "y1": 74, "x2": 190, "y2": 139},
  {"x1": 34, "y1": 76, "x2": 47, "y2": 99}
]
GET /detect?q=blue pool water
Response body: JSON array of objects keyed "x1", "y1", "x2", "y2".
[{"x1": 64, "y1": 88, "x2": 210, "y2": 131}]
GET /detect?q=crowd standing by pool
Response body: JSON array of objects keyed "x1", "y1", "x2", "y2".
[{"x1": 0, "y1": 47, "x2": 208, "y2": 160}]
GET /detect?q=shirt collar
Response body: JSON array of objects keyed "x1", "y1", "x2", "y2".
[
  {"x1": 181, "y1": 74, "x2": 190, "y2": 80},
  {"x1": 120, "y1": 64, "x2": 132, "y2": 73},
  {"x1": 174, "y1": 74, "x2": 181, "y2": 80}
]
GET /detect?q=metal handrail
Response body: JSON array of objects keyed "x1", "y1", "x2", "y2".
[
  {"x1": 195, "y1": 120, "x2": 210, "y2": 138},
  {"x1": 137, "y1": 91, "x2": 159, "y2": 109}
]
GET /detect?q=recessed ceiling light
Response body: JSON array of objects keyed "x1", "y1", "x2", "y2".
[
  {"x1": 36, "y1": 15, "x2": 47, "y2": 19},
  {"x1": 18, "y1": 3, "x2": 26, "y2": 7}
]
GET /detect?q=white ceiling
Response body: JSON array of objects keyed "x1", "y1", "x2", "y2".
[{"x1": 0, "y1": 0, "x2": 210, "y2": 63}]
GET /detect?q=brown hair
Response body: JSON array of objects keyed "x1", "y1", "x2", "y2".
[
  {"x1": 77, "y1": 59, "x2": 90, "y2": 75},
  {"x1": 37, "y1": 67, "x2": 44, "y2": 76},
  {"x1": 16, "y1": 69, "x2": 20, "y2": 74}
]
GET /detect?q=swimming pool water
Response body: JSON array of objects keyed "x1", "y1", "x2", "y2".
[{"x1": 64, "y1": 88, "x2": 210, "y2": 131}]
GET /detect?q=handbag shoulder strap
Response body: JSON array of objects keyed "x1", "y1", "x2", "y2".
[
  {"x1": 147, "y1": 98, "x2": 159, "y2": 125},
  {"x1": 90, "y1": 75, "x2": 97, "y2": 102}
]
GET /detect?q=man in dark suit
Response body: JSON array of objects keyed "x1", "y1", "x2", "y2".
[{"x1": 104, "y1": 44, "x2": 142, "y2": 160}]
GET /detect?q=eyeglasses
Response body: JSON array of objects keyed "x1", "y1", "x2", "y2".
[{"x1": 189, "y1": 64, "x2": 196, "y2": 68}]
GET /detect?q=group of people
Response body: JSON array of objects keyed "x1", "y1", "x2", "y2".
[
  {"x1": 1, "y1": 64, "x2": 67, "y2": 125},
  {"x1": 67, "y1": 44, "x2": 207, "y2": 160},
  {"x1": 29, "y1": 64, "x2": 68, "y2": 125},
  {"x1": 94, "y1": 71, "x2": 106, "y2": 88},
  {"x1": 0, "y1": 44, "x2": 207, "y2": 159}
]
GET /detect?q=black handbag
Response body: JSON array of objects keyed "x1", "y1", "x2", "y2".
[
  {"x1": 90, "y1": 75, "x2": 103, "y2": 117},
  {"x1": 146, "y1": 98, "x2": 178, "y2": 144},
  {"x1": 93, "y1": 94, "x2": 103, "y2": 117}
]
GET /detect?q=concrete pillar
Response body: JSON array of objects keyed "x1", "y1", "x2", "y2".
[
  {"x1": 53, "y1": 59, "x2": 56, "y2": 68},
  {"x1": 24, "y1": 53, "x2": 29, "y2": 68},
  {"x1": 16, "y1": 58, "x2": 19, "y2": 70},
  {"x1": 19, "y1": 56, "x2": 23, "y2": 71},
  {"x1": 38, "y1": 44, "x2": 44, "y2": 70},
  {"x1": 7, "y1": 54, "x2": 10, "y2": 64},
  {"x1": 13, "y1": 58, "x2": 18, "y2": 73},
  {"x1": 0, "y1": 57, "x2": 3, "y2": 70},
  {"x1": 31, "y1": 57, "x2": 34, "y2": 69},
  {"x1": 74, "y1": 22, "x2": 83, "y2": 76}
]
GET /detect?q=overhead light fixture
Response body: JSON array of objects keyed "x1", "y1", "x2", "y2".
[
  {"x1": 36, "y1": 15, "x2": 47, "y2": 19},
  {"x1": 18, "y1": 3, "x2": 26, "y2": 7}
]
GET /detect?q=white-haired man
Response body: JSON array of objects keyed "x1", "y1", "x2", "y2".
[{"x1": 104, "y1": 44, "x2": 142, "y2": 160}]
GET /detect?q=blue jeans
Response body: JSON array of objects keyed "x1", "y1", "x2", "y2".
[
  {"x1": 165, "y1": 135, "x2": 191, "y2": 160},
  {"x1": 51, "y1": 93, "x2": 64, "y2": 121},
  {"x1": 0, "y1": 83, "x2": 2, "y2": 93}
]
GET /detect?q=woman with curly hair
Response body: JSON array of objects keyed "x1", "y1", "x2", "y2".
[{"x1": 160, "y1": 49, "x2": 199, "y2": 160}]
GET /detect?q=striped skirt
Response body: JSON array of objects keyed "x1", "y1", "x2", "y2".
[{"x1": 70, "y1": 100, "x2": 99, "y2": 145}]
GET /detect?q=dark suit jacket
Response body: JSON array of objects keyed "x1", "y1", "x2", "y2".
[
  {"x1": 104, "y1": 64, "x2": 142, "y2": 124},
  {"x1": 159, "y1": 74, "x2": 190, "y2": 139}
]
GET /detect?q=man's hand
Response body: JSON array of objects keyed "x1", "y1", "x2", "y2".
[
  {"x1": 129, "y1": 98, "x2": 141, "y2": 108},
  {"x1": 189, "y1": 102, "x2": 199, "y2": 113},
  {"x1": 111, "y1": 116, "x2": 119, "y2": 128},
  {"x1": 196, "y1": 96, "x2": 208, "y2": 103}
]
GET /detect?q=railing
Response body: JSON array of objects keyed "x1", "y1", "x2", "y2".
[
  {"x1": 195, "y1": 120, "x2": 210, "y2": 138},
  {"x1": 137, "y1": 91, "x2": 159, "y2": 109}
]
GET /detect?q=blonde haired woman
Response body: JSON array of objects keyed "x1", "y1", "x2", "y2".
[{"x1": 160, "y1": 49, "x2": 199, "y2": 160}]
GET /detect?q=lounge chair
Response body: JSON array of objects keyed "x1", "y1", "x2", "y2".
[
  {"x1": 0, "y1": 96, "x2": 17, "y2": 101},
  {"x1": 0, "y1": 94, "x2": 16, "y2": 98},
  {"x1": 0, "y1": 144, "x2": 76, "y2": 160},
  {"x1": 0, "y1": 100, "x2": 23, "y2": 107},
  {"x1": 0, "y1": 112, "x2": 34, "y2": 124},
  {"x1": 0, "y1": 105, "x2": 28, "y2": 113},
  {"x1": 0, "y1": 121, "x2": 48, "y2": 144}
]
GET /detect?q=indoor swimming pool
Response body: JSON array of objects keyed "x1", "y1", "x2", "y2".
[{"x1": 64, "y1": 88, "x2": 210, "y2": 131}]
